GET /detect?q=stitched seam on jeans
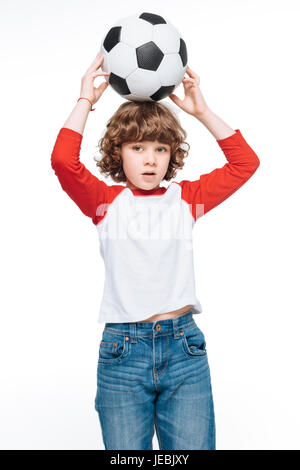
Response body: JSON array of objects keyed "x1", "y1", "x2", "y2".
[
  {"x1": 154, "y1": 411, "x2": 163, "y2": 450},
  {"x1": 157, "y1": 334, "x2": 169, "y2": 377},
  {"x1": 104, "y1": 322, "x2": 196, "y2": 337},
  {"x1": 151, "y1": 411, "x2": 155, "y2": 448},
  {"x1": 182, "y1": 334, "x2": 207, "y2": 357},
  {"x1": 98, "y1": 336, "x2": 129, "y2": 362}
]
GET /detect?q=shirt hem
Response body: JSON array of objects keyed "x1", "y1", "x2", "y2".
[{"x1": 97, "y1": 299, "x2": 203, "y2": 324}]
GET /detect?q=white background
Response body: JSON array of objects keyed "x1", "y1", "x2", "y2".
[{"x1": 0, "y1": 0, "x2": 299, "y2": 450}]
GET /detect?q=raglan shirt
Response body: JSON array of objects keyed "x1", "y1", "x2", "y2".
[{"x1": 51, "y1": 127, "x2": 260, "y2": 323}]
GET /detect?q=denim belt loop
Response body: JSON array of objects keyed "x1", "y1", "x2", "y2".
[
  {"x1": 172, "y1": 317, "x2": 182, "y2": 340},
  {"x1": 129, "y1": 323, "x2": 137, "y2": 343}
]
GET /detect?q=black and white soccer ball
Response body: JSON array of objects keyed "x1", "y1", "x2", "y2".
[{"x1": 99, "y1": 12, "x2": 188, "y2": 102}]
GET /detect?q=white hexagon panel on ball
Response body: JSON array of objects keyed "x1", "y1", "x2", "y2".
[{"x1": 157, "y1": 54, "x2": 187, "y2": 88}]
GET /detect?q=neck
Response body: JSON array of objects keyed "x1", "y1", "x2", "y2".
[{"x1": 126, "y1": 182, "x2": 160, "y2": 191}]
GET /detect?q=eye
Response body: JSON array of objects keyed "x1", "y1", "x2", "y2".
[{"x1": 132, "y1": 145, "x2": 168, "y2": 153}]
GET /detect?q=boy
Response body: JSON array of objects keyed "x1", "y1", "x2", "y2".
[{"x1": 51, "y1": 53, "x2": 260, "y2": 449}]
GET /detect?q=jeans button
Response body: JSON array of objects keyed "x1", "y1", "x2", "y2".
[{"x1": 156, "y1": 324, "x2": 162, "y2": 332}]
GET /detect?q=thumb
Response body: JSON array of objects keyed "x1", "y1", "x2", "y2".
[
  {"x1": 97, "y1": 81, "x2": 109, "y2": 95},
  {"x1": 169, "y1": 94, "x2": 183, "y2": 109}
]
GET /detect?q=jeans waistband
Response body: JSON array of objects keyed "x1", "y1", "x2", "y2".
[{"x1": 104, "y1": 310, "x2": 196, "y2": 340}]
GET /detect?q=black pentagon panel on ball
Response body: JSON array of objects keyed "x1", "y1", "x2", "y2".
[
  {"x1": 151, "y1": 85, "x2": 176, "y2": 101},
  {"x1": 103, "y1": 26, "x2": 122, "y2": 53},
  {"x1": 179, "y1": 38, "x2": 188, "y2": 67},
  {"x1": 136, "y1": 42, "x2": 164, "y2": 70},
  {"x1": 139, "y1": 12, "x2": 166, "y2": 25},
  {"x1": 109, "y1": 73, "x2": 131, "y2": 95}
]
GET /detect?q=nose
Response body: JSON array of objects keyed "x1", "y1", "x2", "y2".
[{"x1": 144, "y1": 149, "x2": 157, "y2": 165}]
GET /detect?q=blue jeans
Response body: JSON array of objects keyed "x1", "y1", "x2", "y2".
[{"x1": 94, "y1": 310, "x2": 216, "y2": 450}]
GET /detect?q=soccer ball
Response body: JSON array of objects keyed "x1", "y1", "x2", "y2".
[{"x1": 99, "y1": 12, "x2": 188, "y2": 102}]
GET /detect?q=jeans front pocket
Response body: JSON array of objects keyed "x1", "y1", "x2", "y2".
[
  {"x1": 98, "y1": 330, "x2": 130, "y2": 364},
  {"x1": 181, "y1": 324, "x2": 207, "y2": 358}
]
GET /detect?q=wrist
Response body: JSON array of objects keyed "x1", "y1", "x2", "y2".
[
  {"x1": 77, "y1": 97, "x2": 95, "y2": 111},
  {"x1": 193, "y1": 107, "x2": 213, "y2": 121}
]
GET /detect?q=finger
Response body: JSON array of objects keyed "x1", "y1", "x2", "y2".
[
  {"x1": 182, "y1": 79, "x2": 195, "y2": 88},
  {"x1": 186, "y1": 66, "x2": 198, "y2": 79},
  {"x1": 97, "y1": 81, "x2": 109, "y2": 93},
  {"x1": 87, "y1": 53, "x2": 102, "y2": 72},
  {"x1": 183, "y1": 74, "x2": 200, "y2": 86},
  {"x1": 91, "y1": 71, "x2": 110, "y2": 77},
  {"x1": 169, "y1": 93, "x2": 183, "y2": 108},
  {"x1": 95, "y1": 81, "x2": 109, "y2": 100},
  {"x1": 186, "y1": 66, "x2": 195, "y2": 75},
  {"x1": 86, "y1": 52, "x2": 105, "y2": 74}
]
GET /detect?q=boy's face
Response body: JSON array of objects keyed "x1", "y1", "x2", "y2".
[{"x1": 121, "y1": 140, "x2": 171, "y2": 191}]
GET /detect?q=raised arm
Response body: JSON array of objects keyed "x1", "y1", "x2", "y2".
[
  {"x1": 170, "y1": 67, "x2": 260, "y2": 221},
  {"x1": 51, "y1": 53, "x2": 110, "y2": 224},
  {"x1": 178, "y1": 121, "x2": 260, "y2": 220}
]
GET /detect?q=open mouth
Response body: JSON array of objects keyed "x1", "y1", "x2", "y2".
[{"x1": 142, "y1": 172, "x2": 156, "y2": 175}]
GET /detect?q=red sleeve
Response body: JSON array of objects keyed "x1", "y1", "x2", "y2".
[
  {"x1": 178, "y1": 129, "x2": 260, "y2": 221},
  {"x1": 51, "y1": 127, "x2": 108, "y2": 223}
]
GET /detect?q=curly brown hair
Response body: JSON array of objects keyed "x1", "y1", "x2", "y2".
[{"x1": 94, "y1": 101, "x2": 190, "y2": 183}]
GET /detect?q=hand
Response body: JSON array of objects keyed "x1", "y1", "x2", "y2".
[
  {"x1": 169, "y1": 66, "x2": 209, "y2": 117},
  {"x1": 80, "y1": 52, "x2": 110, "y2": 106}
]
